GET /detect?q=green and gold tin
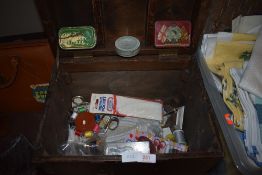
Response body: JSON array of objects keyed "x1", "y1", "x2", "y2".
[{"x1": 58, "y1": 26, "x2": 96, "y2": 49}]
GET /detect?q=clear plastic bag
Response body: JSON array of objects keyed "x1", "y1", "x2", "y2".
[
  {"x1": 58, "y1": 127, "x2": 105, "y2": 156},
  {"x1": 105, "y1": 117, "x2": 162, "y2": 143}
]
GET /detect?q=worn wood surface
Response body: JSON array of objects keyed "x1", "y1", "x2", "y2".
[
  {"x1": 204, "y1": 0, "x2": 262, "y2": 32},
  {"x1": 60, "y1": 55, "x2": 191, "y2": 72},
  {"x1": 35, "y1": 59, "x2": 222, "y2": 168},
  {"x1": 34, "y1": 155, "x2": 222, "y2": 175},
  {"x1": 35, "y1": 0, "x2": 207, "y2": 61}
]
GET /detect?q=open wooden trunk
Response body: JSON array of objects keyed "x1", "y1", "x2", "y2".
[{"x1": 32, "y1": 0, "x2": 262, "y2": 174}]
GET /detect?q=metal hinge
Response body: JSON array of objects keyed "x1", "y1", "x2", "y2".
[
  {"x1": 73, "y1": 54, "x2": 94, "y2": 63},
  {"x1": 158, "y1": 53, "x2": 178, "y2": 60}
]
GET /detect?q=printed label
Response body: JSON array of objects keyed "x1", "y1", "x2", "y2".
[
  {"x1": 107, "y1": 97, "x2": 114, "y2": 111},
  {"x1": 139, "y1": 153, "x2": 156, "y2": 163},
  {"x1": 98, "y1": 96, "x2": 106, "y2": 112},
  {"x1": 122, "y1": 152, "x2": 156, "y2": 163},
  {"x1": 122, "y1": 152, "x2": 138, "y2": 163}
]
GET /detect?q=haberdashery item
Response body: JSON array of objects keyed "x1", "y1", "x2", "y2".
[
  {"x1": 122, "y1": 152, "x2": 156, "y2": 163},
  {"x1": 89, "y1": 93, "x2": 163, "y2": 121},
  {"x1": 59, "y1": 126, "x2": 104, "y2": 156},
  {"x1": 72, "y1": 96, "x2": 85, "y2": 107},
  {"x1": 155, "y1": 20, "x2": 191, "y2": 47},
  {"x1": 93, "y1": 124, "x2": 100, "y2": 133},
  {"x1": 153, "y1": 138, "x2": 166, "y2": 153},
  {"x1": 59, "y1": 26, "x2": 96, "y2": 49},
  {"x1": 173, "y1": 130, "x2": 186, "y2": 145},
  {"x1": 75, "y1": 112, "x2": 96, "y2": 133},
  {"x1": 137, "y1": 136, "x2": 156, "y2": 153},
  {"x1": 30, "y1": 83, "x2": 49, "y2": 103},
  {"x1": 99, "y1": 115, "x2": 119, "y2": 133},
  {"x1": 161, "y1": 114, "x2": 171, "y2": 127},
  {"x1": 73, "y1": 102, "x2": 89, "y2": 113},
  {"x1": 239, "y1": 28, "x2": 262, "y2": 98},
  {"x1": 70, "y1": 112, "x2": 78, "y2": 120},
  {"x1": 171, "y1": 142, "x2": 188, "y2": 152},
  {"x1": 69, "y1": 117, "x2": 76, "y2": 129},
  {"x1": 174, "y1": 106, "x2": 185, "y2": 130},
  {"x1": 84, "y1": 131, "x2": 94, "y2": 138},
  {"x1": 161, "y1": 108, "x2": 176, "y2": 127},
  {"x1": 105, "y1": 117, "x2": 162, "y2": 144},
  {"x1": 162, "y1": 127, "x2": 172, "y2": 138},
  {"x1": 74, "y1": 130, "x2": 82, "y2": 137},
  {"x1": 105, "y1": 141, "x2": 150, "y2": 155},
  {"x1": 115, "y1": 36, "x2": 140, "y2": 57},
  {"x1": 166, "y1": 134, "x2": 175, "y2": 141},
  {"x1": 95, "y1": 114, "x2": 101, "y2": 123}
]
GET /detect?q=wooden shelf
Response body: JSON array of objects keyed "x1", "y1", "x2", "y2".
[{"x1": 60, "y1": 54, "x2": 191, "y2": 72}]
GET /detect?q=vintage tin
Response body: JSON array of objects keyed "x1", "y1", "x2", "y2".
[
  {"x1": 115, "y1": 36, "x2": 140, "y2": 57},
  {"x1": 155, "y1": 21, "x2": 191, "y2": 48},
  {"x1": 59, "y1": 26, "x2": 96, "y2": 49},
  {"x1": 173, "y1": 129, "x2": 187, "y2": 145}
]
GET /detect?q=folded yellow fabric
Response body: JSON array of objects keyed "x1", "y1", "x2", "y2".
[
  {"x1": 206, "y1": 33, "x2": 256, "y2": 131},
  {"x1": 222, "y1": 61, "x2": 244, "y2": 131},
  {"x1": 207, "y1": 41, "x2": 255, "y2": 76}
]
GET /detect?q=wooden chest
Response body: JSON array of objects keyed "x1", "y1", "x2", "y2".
[{"x1": 32, "y1": 0, "x2": 262, "y2": 174}]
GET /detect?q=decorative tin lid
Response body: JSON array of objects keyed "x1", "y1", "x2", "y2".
[
  {"x1": 58, "y1": 26, "x2": 96, "y2": 50},
  {"x1": 115, "y1": 36, "x2": 140, "y2": 57},
  {"x1": 155, "y1": 21, "x2": 191, "y2": 48}
]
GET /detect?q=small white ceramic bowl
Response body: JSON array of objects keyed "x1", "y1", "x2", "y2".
[{"x1": 115, "y1": 36, "x2": 140, "y2": 57}]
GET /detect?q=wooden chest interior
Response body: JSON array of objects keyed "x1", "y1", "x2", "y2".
[{"x1": 33, "y1": 0, "x2": 262, "y2": 174}]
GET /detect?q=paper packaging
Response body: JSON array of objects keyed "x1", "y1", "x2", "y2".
[
  {"x1": 89, "y1": 93, "x2": 163, "y2": 121},
  {"x1": 105, "y1": 142, "x2": 150, "y2": 155}
]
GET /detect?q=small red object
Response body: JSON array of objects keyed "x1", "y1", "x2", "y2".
[
  {"x1": 224, "y1": 113, "x2": 233, "y2": 125},
  {"x1": 227, "y1": 119, "x2": 234, "y2": 125},
  {"x1": 224, "y1": 113, "x2": 231, "y2": 119},
  {"x1": 75, "y1": 130, "x2": 82, "y2": 136},
  {"x1": 93, "y1": 124, "x2": 100, "y2": 133},
  {"x1": 75, "y1": 112, "x2": 96, "y2": 133}
]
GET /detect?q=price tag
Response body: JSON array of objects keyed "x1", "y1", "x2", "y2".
[
  {"x1": 138, "y1": 153, "x2": 156, "y2": 163},
  {"x1": 122, "y1": 152, "x2": 156, "y2": 163},
  {"x1": 122, "y1": 152, "x2": 138, "y2": 163}
]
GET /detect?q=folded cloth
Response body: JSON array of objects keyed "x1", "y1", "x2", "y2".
[
  {"x1": 232, "y1": 15, "x2": 262, "y2": 34},
  {"x1": 201, "y1": 33, "x2": 218, "y2": 60},
  {"x1": 206, "y1": 33, "x2": 256, "y2": 131},
  {"x1": 201, "y1": 33, "x2": 223, "y2": 93},
  {"x1": 223, "y1": 62, "x2": 244, "y2": 131},
  {"x1": 239, "y1": 29, "x2": 262, "y2": 98},
  {"x1": 230, "y1": 68, "x2": 262, "y2": 166},
  {"x1": 206, "y1": 32, "x2": 256, "y2": 76}
]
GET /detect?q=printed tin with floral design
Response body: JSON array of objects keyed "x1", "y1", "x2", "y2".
[{"x1": 155, "y1": 21, "x2": 191, "y2": 48}]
